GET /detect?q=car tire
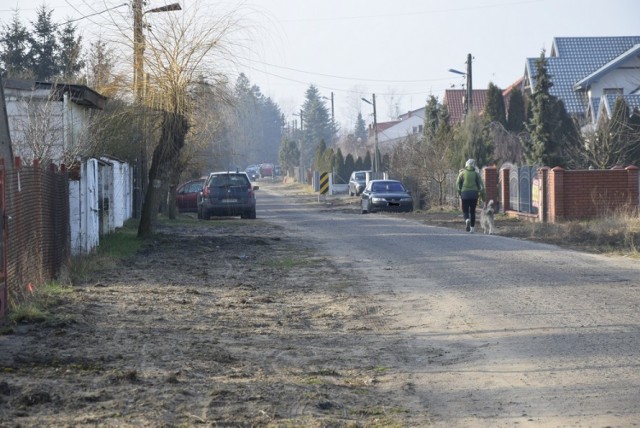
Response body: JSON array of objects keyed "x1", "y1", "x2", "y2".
[
  {"x1": 202, "y1": 209, "x2": 211, "y2": 220},
  {"x1": 248, "y1": 208, "x2": 256, "y2": 219}
]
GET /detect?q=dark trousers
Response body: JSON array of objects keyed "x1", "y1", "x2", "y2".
[{"x1": 461, "y1": 198, "x2": 478, "y2": 227}]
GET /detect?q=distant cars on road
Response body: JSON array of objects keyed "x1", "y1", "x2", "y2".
[
  {"x1": 197, "y1": 171, "x2": 258, "y2": 220},
  {"x1": 360, "y1": 179, "x2": 413, "y2": 214},
  {"x1": 348, "y1": 170, "x2": 371, "y2": 196},
  {"x1": 175, "y1": 178, "x2": 205, "y2": 213}
]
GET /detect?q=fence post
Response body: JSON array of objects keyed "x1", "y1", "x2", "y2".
[
  {"x1": 538, "y1": 167, "x2": 549, "y2": 223},
  {"x1": 626, "y1": 165, "x2": 639, "y2": 207},
  {"x1": 549, "y1": 166, "x2": 564, "y2": 223},
  {"x1": 483, "y1": 166, "x2": 497, "y2": 206}
]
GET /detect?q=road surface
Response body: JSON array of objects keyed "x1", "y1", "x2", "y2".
[{"x1": 259, "y1": 183, "x2": 640, "y2": 427}]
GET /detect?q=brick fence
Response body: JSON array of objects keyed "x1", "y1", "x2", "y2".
[{"x1": 483, "y1": 165, "x2": 639, "y2": 223}]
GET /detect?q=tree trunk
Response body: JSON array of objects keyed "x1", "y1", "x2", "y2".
[{"x1": 138, "y1": 111, "x2": 188, "y2": 237}]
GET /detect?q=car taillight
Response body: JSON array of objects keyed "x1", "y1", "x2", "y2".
[{"x1": 202, "y1": 186, "x2": 210, "y2": 197}]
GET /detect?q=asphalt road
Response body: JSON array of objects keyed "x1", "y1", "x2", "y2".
[{"x1": 257, "y1": 184, "x2": 640, "y2": 427}]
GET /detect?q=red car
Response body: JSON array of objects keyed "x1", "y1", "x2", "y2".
[{"x1": 176, "y1": 178, "x2": 205, "y2": 213}]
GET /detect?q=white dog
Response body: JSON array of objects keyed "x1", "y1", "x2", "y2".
[{"x1": 481, "y1": 199, "x2": 496, "y2": 235}]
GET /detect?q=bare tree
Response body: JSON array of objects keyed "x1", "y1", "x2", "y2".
[{"x1": 136, "y1": 2, "x2": 247, "y2": 237}]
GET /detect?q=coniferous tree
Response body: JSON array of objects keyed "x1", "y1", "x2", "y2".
[
  {"x1": 506, "y1": 89, "x2": 526, "y2": 133},
  {"x1": 279, "y1": 138, "x2": 300, "y2": 177},
  {"x1": 363, "y1": 151, "x2": 372, "y2": 170},
  {"x1": 423, "y1": 95, "x2": 439, "y2": 144},
  {"x1": 0, "y1": 13, "x2": 31, "y2": 78},
  {"x1": 85, "y1": 38, "x2": 119, "y2": 97},
  {"x1": 354, "y1": 112, "x2": 367, "y2": 142},
  {"x1": 524, "y1": 50, "x2": 580, "y2": 167},
  {"x1": 301, "y1": 85, "x2": 336, "y2": 165},
  {"x1": 484, "y1": 82, "x2": 506, "y2": 127},
  {"x1": 333, "y1": 148, "x2": 346, "y2": 183},
  {"x1": 57, "y1": 21, "x2": 84, "y2": 80},
  {"x1": 344, "y1": 153, "x2": 355, "y2": 177},
  {"x1": 29, "y1": 5, "x2": 59, "y2": 80}
]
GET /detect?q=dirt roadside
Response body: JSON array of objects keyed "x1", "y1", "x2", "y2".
[
  {"x1": 0, "y1": 182, "x2": 634, "y2": 427},
  {"x1": 1, "y1": 183, "x2": 436, "y2": 427}
]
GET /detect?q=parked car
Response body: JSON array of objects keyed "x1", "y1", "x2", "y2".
[
  {"x1": 197, "y1": 171, "x2": 259, "y2": 220},
  {"x1": 348, "y1": 170, "x2": 371, "y2": 196},
  {"x1": 175, "y1": 178, "x2": 205, "y2": 213},
  {"x1": 360, "y1": 179, "x2": 413, "y2": 214},
  {"x1": 245, "y1": 165, "x2": 260, "y2": 181}
]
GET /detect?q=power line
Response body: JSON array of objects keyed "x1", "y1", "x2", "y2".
[
  {"x1": 238, "y1": 55, "x2": 452, "y2": 84},
  {"x1": 240, "y1": 62, "x2": 448, "y2": 97}
]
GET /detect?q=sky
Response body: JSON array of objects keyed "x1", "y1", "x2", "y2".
[{"x1": 2, "y1": 0, "x2": 639, "y2": 131}]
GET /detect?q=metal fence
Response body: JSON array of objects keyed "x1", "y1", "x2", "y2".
[
  {"x1": 3, "y1": 160, "x2": 70, "y2": 306},
  {"x1": 500, "y1": 163, "x2": 539, "y2": 214}
]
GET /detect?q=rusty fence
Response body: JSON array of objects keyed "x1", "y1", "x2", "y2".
[{"x1": 1, "y1": 158, "x2": 70, "y2": 311}]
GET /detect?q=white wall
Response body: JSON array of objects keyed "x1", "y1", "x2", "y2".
[{"x1": 69, "y1": 159, "x2": 100, "y2": 255}]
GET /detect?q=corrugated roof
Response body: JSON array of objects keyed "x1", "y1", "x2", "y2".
[{"x1": 526, "y1": 36, "x2": 640, "y2": 116}]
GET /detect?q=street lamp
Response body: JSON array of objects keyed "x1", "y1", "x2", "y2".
[
  {"x1": 448, "y1": 53, "x2": 473, "y2": 116},
  {"x1": 132, "y1": 0, "x2": 181, "y2": 217},
  {"x1": 133, "y1": 1, "x2": 182, "y2": 103},
  {"x1": 361, "y1": 94, "x2": 379, "y2": 173}
]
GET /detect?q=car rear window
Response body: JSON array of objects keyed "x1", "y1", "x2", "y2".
[
  {"x1": 209, "y1": 174, "x2": 249, "y2": 187},
  {"x1": 355, "y1": 172, "x2": 365, "y2": 180}
]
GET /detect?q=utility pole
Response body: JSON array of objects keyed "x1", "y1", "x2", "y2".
[
  {"x1": 372, "y1": 94, "x2": 379, "y2": 173},
  {"x1": 133, "y1": 0, "x2": 144, "y2": 104},
  {"x1": 330, "y1": 92, "x2": 334, "y2": 123},
  {"x1": 466, "y1": 53, "x2": 473, "y2": 115},
  {"x1": 131, "y1": 1, "x2": 181, "y2": 217},
  {"x1": 361, "y1": 94, "x2": 379, "y2": 172},
  {"x1": 132, "y1": 0, "x2": 144, "y2": 218}
]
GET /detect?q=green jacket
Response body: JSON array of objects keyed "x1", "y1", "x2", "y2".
[{"x1": 456, "y1": 166, "x2": 486, "y2": 201}]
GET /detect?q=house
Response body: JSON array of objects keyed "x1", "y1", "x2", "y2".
[
  {"x1": 2, "y1": 78, "x2": 107, "y2": 165},
  {"x1": 442, "y1": 89, "x2": 489, "y2": 125},
  {"x1": 523, "y1": 36, "x2": 640, "y2": 129}
]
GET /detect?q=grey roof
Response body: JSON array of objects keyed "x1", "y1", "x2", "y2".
[
  {"x1": 574, "y1": 44, "x2": 640, "y2": 90},
  {"x1": 526, "y1": 36, "x2": 640, "y2": 116}
]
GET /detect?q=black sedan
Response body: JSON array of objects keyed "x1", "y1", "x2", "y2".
[{"x1": 360, "y1": 179, "x2": 413, "y2": 214}]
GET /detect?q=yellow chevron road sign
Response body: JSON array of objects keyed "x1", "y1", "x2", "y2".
[{"x1": 319, "y1": 172, "x2": 329, "y2": 195}]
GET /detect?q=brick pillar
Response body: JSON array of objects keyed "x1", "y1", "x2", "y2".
[
  {"x1": 626, "y1": 165, "x2": 639, "y2": 206},
  {"x1": 482, "y1": 166, "x2": 497, "y2": 205},
  {"x1": 549, "y1": 166, "x2": 565, "y2": 223},
  {"x1": 500, "y1": 167, "x2": 510, "y2": 213},
  {"x1": 539, "y1": 167, "x2": 549, "y2": 223}
]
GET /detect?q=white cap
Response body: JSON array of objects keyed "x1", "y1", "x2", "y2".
[{"x1": 465, "y1": 159, "x2": 476, "y2": 168}]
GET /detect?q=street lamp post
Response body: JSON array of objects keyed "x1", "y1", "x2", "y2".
[
  {"x1": 132, "y1": 0, "x2": 181, "y2": 217},
  {"x1": 293, "y1": 109, "x2": 304, "y2": 183},
  {"x1": 361, "y1": 94, "x2": 379, "y2": 173},
  {"x1": 322, "y1": 92, "x2": 335, "y2": 123},
  {"x1": 448, "y1": 53, "x2": 473, "y2": 116}
]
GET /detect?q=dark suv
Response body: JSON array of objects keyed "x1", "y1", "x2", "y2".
[{"x1": 197, "y1": 172, "x2": 259, "y2": 220}]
